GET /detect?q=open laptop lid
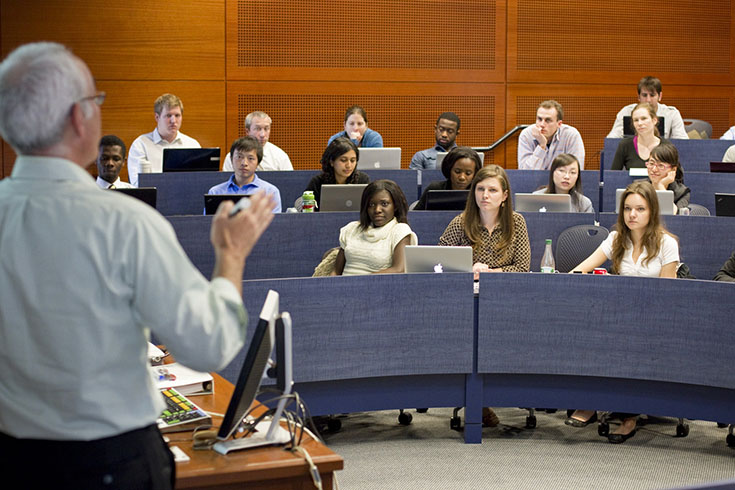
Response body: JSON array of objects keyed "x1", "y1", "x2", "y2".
[
  {"x1": 514, "y1": 193, "x2": 572, "y2": 213},
  {"x1": 356, "y1": 148, "x2": 401, "y2": 170},
  {"x1": 112, "y1": 187, "x2": 157, "y2": 208},
  {"x1": 404, "y1": 245, "x2": 473, "y2": 273},
  {"x1": 615, "y1": 188, "x2": 675, "y2": 215},
  {"x1": 204, "y1": 194, "x2": 246, "y2": 215},
  {"x1": 436, "y1": 151, "x2": 485, "y2": 168},
  {"x1": 623, "y1": 116, "x2": 665, "y2": 137},
  {"x1": 710, "y1": 162, "x2": 735, "y2": 173},
  {"x1": 319, "y1": 184, "x2": 367, "y2": 212},
  {"x1": 162, "y1": 147, "x2": 221, "y2": 172},
  {"x1": 715, "y1": 193, "x2": 735, "y2": 217},
  {"x1": 425, "y1": 190, "x2": 469, "y2": 210}
]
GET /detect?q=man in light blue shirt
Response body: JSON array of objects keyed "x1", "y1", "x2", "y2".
[
  {"x1": 208, "y1": 136, "x2": 282, "y2": 213},
  {"x1": 517, "y1": 100, "x2": 585, "y2": 170},
  {"x1": 410, "y1": 112, "x2": 461, "y2": 170}
]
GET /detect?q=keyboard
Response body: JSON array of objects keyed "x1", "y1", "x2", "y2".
[{"x1": 157, "y1": 387, "x2": 211, "y2": 433}]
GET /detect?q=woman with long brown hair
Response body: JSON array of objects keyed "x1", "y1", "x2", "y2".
[{"x1": 569, "y1": 180, "x2": 679, "y2": 442}]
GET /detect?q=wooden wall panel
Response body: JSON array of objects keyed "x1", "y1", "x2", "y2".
[
  {"x1": 0, "y1": 0, "x2": 225, "y2": 80},
  {"x1": 508, "y1": 0, "x2": 735, "y2": 85},
  {"x1": 226, "y1": 0, "x2": 506, "y2": 82},
  {"x1": 504, "y1": 85, "x2": 735, "y2": 170},
  {"x1": 226, "y1": 82, "x2": 506, "y2": 169}
]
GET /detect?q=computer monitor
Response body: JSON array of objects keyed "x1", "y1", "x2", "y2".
[
  {"x1": 111, "y1": 187, "x2": 157, "y2": 208},
  {"x1": 623, "y1": 116, "x2": 665, "y2": 137},
  {"x1": 214, "y1": 290, "x2": 293, "y2": 454},
  {"x1": 204, "y1": 194, "x2": 247, "y2": 215},
  {"x1": 162, "y1": 148, "x2": 221, "y2": 172},
  {"x1": 425, "y1": 190, "x2": 469, "y2": 210}
]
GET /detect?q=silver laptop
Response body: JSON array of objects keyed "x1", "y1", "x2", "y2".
[
  {"x1": 319, "y1": 184, "x2": 368, "y2": 212},
  {"x1": 356, "y1": 148, "x2": 402, "y2": 170},
  {"x1": 404, "y1": 245, "x2": 473, "y2": 273},
  {"x1": 615, "y1": 188, "x2": 675, "y2": 215},
  {"x1": 514, "y1": 193, "x2": 572, "y2": 213},
  {"x1": 436, "y1": 151, "x2": 485, "y2": 168}
]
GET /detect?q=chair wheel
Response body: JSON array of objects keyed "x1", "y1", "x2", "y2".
[
  {"x1": 676, "y1": 423, "x2": 689, "y2": 437},
  {"x1": 525, "y1": 415, "x2": 536, "y2": 429},
  {"x1": 398, "y1": 412, "x2": 413, "y2": 425},
  {"x1": 327, "y1": 418, "x2": 342, "y2": 432},
  {"x1": 450, "y1": 416, "x2": 462, "y2": 431},
  {"x1": 598, "y1": 422, "x2": 609, "y2": 437},
  {"x1": 416, "y1": 408, "x2": 428, "y2": 413},
  {"x1": 727, "y1": 434, "x2": 735, "y2": 447}
]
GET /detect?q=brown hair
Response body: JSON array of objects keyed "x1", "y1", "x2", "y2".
[
  {"x1": 631, "y1": 102, "x2": 660, "y2": 138},
  {"x1": 649, "y1": 141, "x2": 684, "y2": 182},
  {"x1": 462, "y1": 165, "x2": 514, "y2": 261}
]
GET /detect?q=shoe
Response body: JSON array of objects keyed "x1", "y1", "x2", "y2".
[
  {"x1": 482, "y1": 407, "x2": 499, "y2": 427},
  {"x1": 608, "y1": 429, "x2": 636, "y2": 444},
  {"x1": 565, "y1": 412, "x2": 598, "y2": 428}
]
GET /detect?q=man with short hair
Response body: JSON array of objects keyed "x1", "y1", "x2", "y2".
[
  {"x1": 518, "y1": 100, "x2": 585, "y2": 170},
  {"x1": 127, "y1": 93, "x2": 201, "y2": 186},
  {"x1": 0, "y1": 42, "x2": 275, "y2": 488},
  {"x1": 210, "y1": 136, "x2": 282, "y2": 213},
  {"x1": 409, "y1": 112, "x2": 461, "y2": 170},
  {"x1": 607, "y1": 76, "x2": 688, "y2": 139},
  {"x1": 95, "y1": 134, "x2": 133, "y2": 189},
  {"x1": 223, "y1": 111, "x2": 293, "y2": 171}
]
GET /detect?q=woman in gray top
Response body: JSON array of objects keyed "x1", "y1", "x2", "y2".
[{"x1": 533, "y1": 153, "x2": 593, "y2": 213}]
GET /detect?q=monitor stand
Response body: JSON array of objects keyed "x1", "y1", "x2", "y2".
[{"x1": 213, "y1": 420, "x2": 290, "y2": 454}]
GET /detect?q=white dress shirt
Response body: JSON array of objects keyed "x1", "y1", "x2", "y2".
[
  {"x1": 607, "y1": 103, "x2": 689, "y2": 139},
  {"x1": 128, "y1": 128, "x2": 200, "y2": 186},
  {"x1": 0, "y1": 156, "x2": 247, "y2": 440},
  {"x1": 96, "y1": 176, "x2": 134, "y2": 189},
  {"x1": 222, "y1": 141, "x2": 293, "y2": 171}
]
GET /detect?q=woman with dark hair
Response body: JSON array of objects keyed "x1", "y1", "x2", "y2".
[
  {"x1": 533, "y1": 153, "x2": 593, "y2": 213},
  {"x1": 645, "y1": 142, "x2": 691, "y2": 214},
  {"x1": 332, "y1": 180, "x2": 417, "y2": 275},
  {"x1": 327, "y1": 105, "x2": 383, "y2": 148},
  {"x1": 415, "y1": 146, "x2": 482, "y2": 210},
  {"x1": 611, "y1": 102, "x2": 665, "y2": 170},
  {"x1": 569, "y1": 180, "x2": 679, "y2": 443},
  {"x1": 304, "y1": 137, "x2": 370, "y2": 210}
]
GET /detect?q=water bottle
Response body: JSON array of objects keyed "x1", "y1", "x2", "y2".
[
  {"x1": 302, "y1": 191, "x2": 316, "y2": 213},
  {"x1": 540, "y1": 239, "x2": 555, "y2": 273}
]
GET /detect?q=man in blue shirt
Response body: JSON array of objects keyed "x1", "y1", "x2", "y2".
[
  {"x1": 410, "y1": 112, "x2": 461, "y2": 170},
  {"x1": 208, "y1": 136, "x2": 282, "y2": 213}
]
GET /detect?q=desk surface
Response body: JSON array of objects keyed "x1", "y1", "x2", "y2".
[{"x1": 171, "y1": 374, "x2": 343, "y2": 489}]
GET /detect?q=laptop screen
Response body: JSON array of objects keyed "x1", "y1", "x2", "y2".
[
  {"x1": 112, "y1": 187, "x2": 157, "y2": 208},
  {"x1": 404, "y1": 245, "x2": 473, "y2": 273},
  {"x1": 204, "y1": 194, "x2": 246, "y2": 215},
  {"x1": 163, "y1": 148, "x2": 221, "y2": 172},
  {"x1": 425, "y1": 190, "x2": 469, "y2": 210}
]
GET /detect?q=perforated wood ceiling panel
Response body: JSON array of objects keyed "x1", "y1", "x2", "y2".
[
  {"x1": 512, "y1": 0, "x2": 732, "y2": 78},
  {"x1": 236, "y1": 0, "x2": 496, "y2": 70},
  {"x1": 232, "y1": 92, "x2": 502, "y2": 170}
]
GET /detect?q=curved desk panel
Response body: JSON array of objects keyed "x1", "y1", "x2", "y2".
[{"x1": 477, "y1": 273, "x2": 735, "y2": 423}]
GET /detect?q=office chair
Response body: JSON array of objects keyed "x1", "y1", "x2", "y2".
[
  {"x1": 555, "y1": 224, "x2": 610, "y2": 273},
  {"x1": 686, "y1": 203, "x2": 711, "y2": 216},
  {"x1": 683, "y1": 119, "x2": 713, "y2": 139}
]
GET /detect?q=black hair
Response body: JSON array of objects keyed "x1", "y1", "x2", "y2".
[
  {"x1": 436, "y1": 112, "x2": 461, "y2": 131},
  {"x1": 441, "y1": 146, "x2": 482, "y2": 180},
  {"x1": 229, "y1": 136, "x2": 263, "y2": 163},
  {"x1": 358, "y1": 179, "x2": 409, "y2": 230},
  {"x1": 319, "y1": 137, "x2": 360, "y2": 183},
  {"x1": 99, "y1": 134, "x2": 126, "y2": 159}
]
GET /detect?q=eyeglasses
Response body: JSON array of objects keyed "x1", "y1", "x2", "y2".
[
  {"x1": 645, "y1": 160, "x2": 671, "y2": 170},
  {"x1": 77, "y1": 91, "x2": 106, "y2": 107}
]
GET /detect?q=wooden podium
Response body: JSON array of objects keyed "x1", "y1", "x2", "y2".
[{"x1": 170, "y1": 374, "x2": 343, "y2": 489}]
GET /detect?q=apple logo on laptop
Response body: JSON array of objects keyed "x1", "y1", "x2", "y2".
[
  {"x1": 374, "y1": 161, "x2": 381, "y2": 168},
  {"x1": 433, "y1": 263, "x2": 443, "y2": 273},
  {"x1": 345, "y1": 199, "x2": 354, "y2": 207},
  {"x1": 539, "y1": 206, "x2": 547, "y2": 213}
]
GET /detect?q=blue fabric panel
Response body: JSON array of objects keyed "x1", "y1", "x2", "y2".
[
  {"x1": 362, "y1": 169, "x2": 419, "y2": 201},
  {"x1": 599, "y1": 213, "x2": 735, "y2": 280},
  {"x1": 477, "y1": 273, "x2": 735, "y2": 389},
  {"x1": 407, "y1": 211, "x2": 461, "y2": 245},
  {"x1": 519, "y1": 213, "x2": 597, "y2": 271},
  {"x1": 218, "y1": 274, "x2": 475, "y2": 384},
  {"x1": 139, "y1": 172, "x2": 230, "y2": 215},
  {"x1": 603, "y1": 138, "x2": 734, "y2": 172}
]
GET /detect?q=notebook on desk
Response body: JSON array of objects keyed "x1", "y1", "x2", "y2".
[
  {"x1": 615, "y1": 188, "x2": 675, "y2": 215},
  {"x1": 514, "y1": 193, "x2": 572, "y2": 213},
  {"x1": 356, "y1": 148, "x2": 401, "y2": 169},
  {"x1": 715, "y1": 193, "x2": 735, "y2": 217},
  {"x1": 436, "y1": 151, "x2": 485, "y2": 168},
  {"x1": 163, "y1": 148, "x2": 221, "y2": 172},
  {"x1": 404, "y1": 245, "x2": 473, "y2": 273},
  {"x1": 319, "y1": 184, "x2": 368, "y2": 212}
]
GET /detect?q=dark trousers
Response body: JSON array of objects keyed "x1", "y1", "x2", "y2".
[{"x1": 0, "y1": 424, "x2": 175, "y2": 489}]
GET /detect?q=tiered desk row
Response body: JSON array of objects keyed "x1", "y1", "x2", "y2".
[{"x1": 140, "y1": 137, "x2": 734, "y2": 444}]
